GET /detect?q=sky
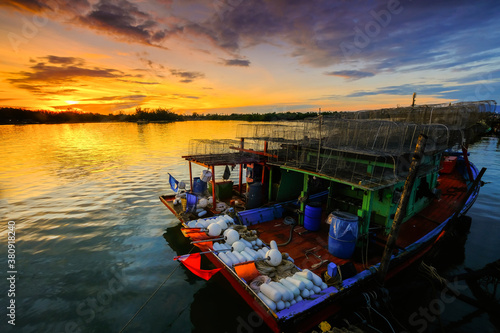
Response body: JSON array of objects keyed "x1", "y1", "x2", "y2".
[{"x1": 1, "y1": 0, "x2": 499, "y2": 115}]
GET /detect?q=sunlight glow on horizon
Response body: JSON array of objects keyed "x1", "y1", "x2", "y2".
[{"x1": 0, "y1": 1, "x2": 498, "y2": 115}]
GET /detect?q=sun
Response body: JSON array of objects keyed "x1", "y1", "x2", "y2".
[{"x1": 65, "y1": 100, "x2": 79, "y2": 105}]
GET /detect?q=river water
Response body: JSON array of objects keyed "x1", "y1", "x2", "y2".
[{"x1": 0, "y1": 122, "x2": 499, "y2": 333}]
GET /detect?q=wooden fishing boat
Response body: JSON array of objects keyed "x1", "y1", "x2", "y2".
[{"x1": 160, "y1": 101, "x2": 493, "y2": 332}]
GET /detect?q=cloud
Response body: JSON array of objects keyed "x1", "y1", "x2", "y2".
[
  {"x1": 8, "y1": 56, "x2": 134, "y2": 95},
  {"x1": 2, "y1": 0, "x2": 500, "y2": 78},
  {"x1": 43, "y1": 55, "x2": 85, "y2": 66},
  {"x1": 52, "y1": 101, "x2": 140, "y2": 113},
  {"x1": 169, "y1": 94, "x2": 200, "y2": 99},
  {"x1": 80, "y1": 94, "x2": 147, "y2": 102},
  {"x1": 77, "y1": 0, "x2": 168, "y2": 46},
  {"x1": 117, "y1": 79, "x2": 160, "y2": 85},
  {"x1": 2, "y1": 0, "x2": 176, "y2": 48},
  {"x1": 343, "y1": 79, "x2": 500, "y2": 102},
  {"x1": 170, "y1": 69, "x2": 204, "y2": 83},
  {"x1": 1, "y1": 0, "x2": 51, "y2": 12},
  {"x1": 221, "y1": 58, "x2": 251, "y2": 67},
  {"x1": 324, "y1": 70, "x2": 374, "y2": 80}
]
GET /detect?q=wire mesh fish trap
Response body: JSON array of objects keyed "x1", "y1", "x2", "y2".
[
  {"x1": 188, "y1": 139, "x2": 241, "y2": 156},
  {"x1": 186, "y1": 139, "x2": 242, "y2": 164},
  {"x1": 236, "y1": 123, "x2": 305, "y2": 142},
  {"x1": 344, "y1": 100, "x2": 496, "y2": 130},
  {"x1": 186, "y1": 139, "x2": 264, "y2": 165},
  {"x1": 268, "y1": 119, "x2": 450, "y2": 188}
]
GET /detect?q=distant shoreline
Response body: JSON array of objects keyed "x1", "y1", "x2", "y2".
[{"x1": 0, "y1": 107, "x2": 336, "y2": 125}]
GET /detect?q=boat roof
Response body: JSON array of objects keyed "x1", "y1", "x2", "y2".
[{"x1": 182, "y1": 152, "x2": 264, "y2": 168}]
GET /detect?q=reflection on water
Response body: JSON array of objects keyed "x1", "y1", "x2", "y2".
[{"x1": 0, "y1": 123, "x2": 498, "y2": 333}]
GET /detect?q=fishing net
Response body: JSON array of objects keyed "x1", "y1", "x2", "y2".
[
  {"x1": 255, "y1": 254, "x2": 299, "y2": 280},
  {"x1": 232, "y1": 225, "x2": 259, "y2": 241},
  {"x1": 249, "y1": 275, "x2": 271, "y2": 293}
]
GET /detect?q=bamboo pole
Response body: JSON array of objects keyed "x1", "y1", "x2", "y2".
[{"x1": 377, "y1": 134, "x2": 427, "y2": 284}]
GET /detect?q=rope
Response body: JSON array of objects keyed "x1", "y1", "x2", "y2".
[
  {"x1": 119, "y1": 246, "x2": 195, "y2": 333},
  {"x1": 362, "y1": 293, "x2": 396, "y2": 333}
]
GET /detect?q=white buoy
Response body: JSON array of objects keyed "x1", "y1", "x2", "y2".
[
  {"x1": 223, "y1": 228, "x2": 233, "y2": 237},
  {"x1": 303, "y1": 269, "x2": 323, "y2": 287},
  {"x1": 218, "y1": 252, "x2": 233, "y2": 266},
  {"x1": 217, "y1": 219, "x2": 228, "y2": 230},
  {"x1": 260, "y1": 283, "x2": 282, "y2": 303},
  {"x1": 232, "y1": 251, "x2": 245, "y2": 263},
  {"x1": 257, "y1": 249, "x2": 267, "y2": 258},
  {"x1": 280, "y1": 279, "x2": 300, "y2": 297},
  {"x1": 266, "y1": 240, "x2": 282, "y2": 266},
  {"x1": 270, "y1": 282, "x2": 292, "y2": 301},
  {"x1": 292, "y1": 274, "x2": 314, "y2": 289},
  {"x1": 244, "y1": 247, "x2": 261, "y2": 259},
  {"x1": 285, "y1": 276, "x2": 306, "y2": 290},
  {"x1": 312, "y1": 285, "x2": 322, "y2": 294},
  {"x1": 239, "y1": 238, "x2": 253, "y2": 248},
  {"x1": 198, "y1": 198, "x2": 208, "y2": 208},
  {"x1": 207, "y1": 223, "x2": 222, "y2": 237},
  {"x1": 240, "y1": 250, "x2": 253, "y2": 262},
  {"x1": 224, "y1": 229, "x2": 239, "y2": 245},
  {"x1": 231, "y1": 241, "x2": 246, "y2": 252},
  {"x1": 226, "y1": 251, "x2": 240, "y2": 264},
  {"x1": 295, "y1": 270, "x2": 313, "y2": 280},
  {"x1": 257, "y1": 292, "x2": 276, "y2": 312}
]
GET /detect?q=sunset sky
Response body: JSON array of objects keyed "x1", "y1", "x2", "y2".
[{"x1": 1, "y1": 0, "x2": 499, "y2": 115}]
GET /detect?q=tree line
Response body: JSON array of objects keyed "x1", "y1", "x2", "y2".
[{"x1": 0, "y1": 107, "x2": 342, "y2": 124}]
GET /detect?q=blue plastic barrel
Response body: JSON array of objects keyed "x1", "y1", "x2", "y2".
[
  {"x1": 192, "y1": 177, "x2": 206, "y2": 195},
  {"x1": 328, "y1": 211, "x2": 359, "y2": 259},
  {"x1": 304, "y1": 202, "x2": 322, "y2": 231}
]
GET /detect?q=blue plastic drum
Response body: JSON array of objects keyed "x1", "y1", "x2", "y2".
[
  {"x1": 304, "y1": 202, "x2": 322, "y2": 231},
  {"x1": 328, "y1": 211, "x2": 359, "y2": 259}
]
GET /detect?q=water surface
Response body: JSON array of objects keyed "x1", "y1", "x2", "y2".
[{"x1": 0, "y1": 122, "x2": 498, "y2": 332}]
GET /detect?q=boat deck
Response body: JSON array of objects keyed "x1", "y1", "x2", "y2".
[
  {"x1": 162, "y1": 165, "x2": 470, "y2": 281},
  {"x1": 250, "y1": 167, "x2": 469, "y2": 279}
]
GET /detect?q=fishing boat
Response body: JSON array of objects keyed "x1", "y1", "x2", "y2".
[{"x1": 160, "y1": 101, "x2": 495, "y2": 332}]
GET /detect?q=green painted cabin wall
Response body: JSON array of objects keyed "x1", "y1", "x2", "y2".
[{"x1": 275, "y1": 169, "x2": 304, "y2": 202}]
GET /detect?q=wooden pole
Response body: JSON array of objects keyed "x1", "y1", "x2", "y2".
[
  {"x1": 377, "y1": 134, "x2": 427, "y2": 284},
  {"x1": 261, "y1": 141, "x2": 268, "y2": 197},
  {"x1": 211, "y1": 165, "x2": 216, "y2": 210},
  {"x1": 300, "y1": 174, "x2": 309, "y2": 226},
  {"x1": 189, "y1": 161, "x2": 193, "y2": 192},
  {"x1": 239, "y1": 138, "x2": 244, "y2": 195}
]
